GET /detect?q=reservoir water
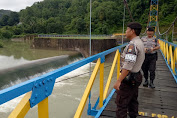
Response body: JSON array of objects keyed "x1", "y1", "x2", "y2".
[{"x1": 0, "y1": 40, "x2": 117, "y2": 118}]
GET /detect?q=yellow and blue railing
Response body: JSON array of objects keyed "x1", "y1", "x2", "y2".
[
  {"x1": 76, "y1": 38, "x2": 177, "y2": 118},
  {"x1": 159, "y1": 39, "x2": 177, "y2": 82},
  {"x1": 74, "y1": 43, "x2": 127, "y2": 118},
  {"x1": 0, "y1": 43, "x2": 127, "y2": 118}
]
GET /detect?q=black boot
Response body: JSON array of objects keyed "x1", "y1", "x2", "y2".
[
  {"x1": 130, "y1": 116, "x2": 136, "y2": 118},
  {"x1": 149, "y1": 80, "x2": 155, "y2": 88},
  {"x1": 129, "y1": 114, "x2": 137, "y2": 118},
  {"x1": 143, "y1": 79, "x2": 148, "y2": 87}
]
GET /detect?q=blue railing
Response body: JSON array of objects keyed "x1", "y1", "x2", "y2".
[{"x1": 0, "y1": 43, "x2": 127, "y2": 118}]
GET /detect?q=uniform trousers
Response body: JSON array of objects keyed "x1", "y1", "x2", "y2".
[
  {"x1": 142, "y1": 53, "x2": 157, "y2": 81},
  {"x1": 115, "y1": 72, "x2": 142, "y2": 118}
]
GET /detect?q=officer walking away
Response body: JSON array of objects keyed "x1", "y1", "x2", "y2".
[
  {"x1": 114, "y1": 22, "x2": 145, "y2": 118},
  {"x1": 141, "y1": 27, "x2": 160, "y2": 88}
]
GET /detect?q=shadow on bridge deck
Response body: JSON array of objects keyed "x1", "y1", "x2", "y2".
[{"x1": 99, "y1": 51, "x2": 177, "y2": 118}]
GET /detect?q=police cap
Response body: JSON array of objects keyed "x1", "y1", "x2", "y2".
[
  {"x1": 147, "y1": 27, "x2": 154, "y2": 32},
  {"x1": 127, "y1": 22, "x2": 142, "y2": 30}
]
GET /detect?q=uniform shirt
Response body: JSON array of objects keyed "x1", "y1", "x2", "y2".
[
  {"x1": 141, "y1": 36, "x2": 160, "y2": 54},
  {"x1": 121, "y1": 36, "x2": 145, "y2": 73}
]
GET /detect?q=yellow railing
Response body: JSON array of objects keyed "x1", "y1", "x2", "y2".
[
  {"x1": 112, "y1": 33, "x2": 126, "y2": 36},
  {"x1": 9, "y1": 92, "x2": 32, "y2": 118},
  {"x1": 74, "y1": 50, "x2": 121, "y2": 118},
  {"x1": 159, "y1": 39, "x2": 177, "y2": 74},
  {"x1": 8, "y1": 92, "x2": 49, "y2": 118}
]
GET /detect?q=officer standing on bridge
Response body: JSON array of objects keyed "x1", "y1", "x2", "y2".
[
  {"x1": 141, "y1": 27, "x2": 160, "y2": 88},
  {"x1": 114, "y1": 22, "x2": 145, "y2": 118}
]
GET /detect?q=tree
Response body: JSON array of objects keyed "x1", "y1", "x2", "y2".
[
  {"x1": 1, "y1": 15, "x2": 10, "y2": 26},
  {"x1": 8, "y1": 12, "x2": 19, "y2": 26},
  {"x1": 0, "y1": 28, "x2": 13, "y2": 39},
  {"x1": 0, "y1": 0, "x2": 177, "y2": 35}
]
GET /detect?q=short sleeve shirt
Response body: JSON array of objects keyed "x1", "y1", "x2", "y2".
[
  {"x1": 141, "y1": 36, "x2": 160, "y2": 54},
  {"x1": 121, "y1": 36, "x2": 145, "y2": 73}
]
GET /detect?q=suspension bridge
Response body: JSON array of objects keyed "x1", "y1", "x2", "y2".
[{"x1": 0, "y1": 0, "x2": 177, "y2": 118}]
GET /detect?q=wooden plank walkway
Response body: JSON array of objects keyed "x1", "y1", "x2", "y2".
[{"x1": 100, "y1": 51, "x2": 177, "y2": 118}]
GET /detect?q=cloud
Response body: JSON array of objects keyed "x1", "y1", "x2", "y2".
[{"x1": 0, "y1": 0, "x2": 43, "y2": 12}]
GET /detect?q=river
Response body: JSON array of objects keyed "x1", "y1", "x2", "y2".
[{"x1": 0, "y1": 40, "x2": 117, "y2": 118}]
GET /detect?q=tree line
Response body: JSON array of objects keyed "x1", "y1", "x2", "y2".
[{"x1": 0, "y1": 0, "x2": 177, "y2": 39}]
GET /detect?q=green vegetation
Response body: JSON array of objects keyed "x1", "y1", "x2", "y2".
[
  {"x1": 12, "y1": 35, "x2": 25, "y2": 38},
  {"x1": 0, "y1": 11, "x2": 19, "y2": 26},
  {"x1": 0, "y1": 40, "x2": 3, "y2": 48},
  {"x1": 0, "y1": 0, "x2": 177, "y2": 39},
  {"x1": 168, "y1": 32, "x2": 173, "y2": 42},
  {"x1": 0, "y1": 10, "x2": 12, "y2": 19}
]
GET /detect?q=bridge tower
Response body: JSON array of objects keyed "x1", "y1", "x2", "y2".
[{"x1": 149, "y1": 0, "x2": 158, "y2": 33}]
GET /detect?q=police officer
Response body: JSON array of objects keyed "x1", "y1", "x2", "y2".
[
  {"x1": 114, "y1": 22, "x2": 145, "y2": 118},
  {"x1": 141, "y1": 27, "x2": 160, "y2": 88}
]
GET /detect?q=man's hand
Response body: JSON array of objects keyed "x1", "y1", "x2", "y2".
[
  {"x1": 113, "y1": 69, "x2": 129, "y2": 90},
  {"x1": 114, "y1": 80, "x2": 121, "y2": 90},
  {"x1": 153, "y1": 46, "x2": 160, "y2": 51}
]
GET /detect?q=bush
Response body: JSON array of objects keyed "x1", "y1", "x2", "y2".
[
  {"x1": 0, "y1": 40, "x2": 3, "y2": 48},
  {"x1": 12, "y1": 35, "x2": 25, "y2": 38},
  {"x1": 0, "y1": 29, "x2": 13, "y2": 39}
]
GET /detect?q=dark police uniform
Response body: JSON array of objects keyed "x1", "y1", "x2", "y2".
[
  {"x1": 141, "y1": 36, "x2": 159, "y2": 88},
  {"x1": 116, "y1": 36, "x2": 145, "y2": 118}
]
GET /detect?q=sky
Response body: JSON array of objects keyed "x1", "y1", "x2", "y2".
[{"x1": 0, "y1": 0, "x2": 44, "y2": 12}]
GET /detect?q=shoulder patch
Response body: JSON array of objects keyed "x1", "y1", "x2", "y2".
[
  {"x1": 128, "y1": 48, "x2": 132, "y2": 53},
  {"x1": 124, "y1": 44, "x2": 137, "y2": 63},
  {"x1": 126, "y1": 44, "x2": 136, "y2": 55}
]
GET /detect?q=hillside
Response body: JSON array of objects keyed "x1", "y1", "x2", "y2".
[
  {"x1": 18, "y1": 0, "x2": 177, "y2": 34},
  {"x1": 0, "y1": 0, "x2": 177, "y2": 39},
  {"x1": 0, "y1": 9, "x2": 12, "y2": 19}
]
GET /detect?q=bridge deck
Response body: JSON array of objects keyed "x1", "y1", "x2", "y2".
[{"x1": 100, "y1": 51, "x2": 177, "y2": 118}]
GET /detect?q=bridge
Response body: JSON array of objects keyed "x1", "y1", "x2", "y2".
[
  {"x1": 97, "y1": 49, "x2": 177, "y2": 118},
  {"x1": 0, "y1": 0, "x2": 177, "y2": 118}
]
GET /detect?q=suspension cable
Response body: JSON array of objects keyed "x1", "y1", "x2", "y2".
[
  {"x1": 157, "y1": 16, "x2": 177, "y2": 36},
  {"x1": 122, "y1": 3, "x2": 126, "y2": 44},
  {"x1": 141, "y1": 6, "x2": 151, "y2": 36},
  {"x1": 89, "y1": 0, "x2": 92, "y2": 108},
  {"x1": 123, "y1": 0, "x2": 134, "y2": 22}
]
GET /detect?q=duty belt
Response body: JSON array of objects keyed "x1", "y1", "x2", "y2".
[
  {"x1": 145, "y1": 52, "x2": 157, "y2": 55},
  {"x1": 123, "y1": 71, "x2": 141, "y2": 86}
]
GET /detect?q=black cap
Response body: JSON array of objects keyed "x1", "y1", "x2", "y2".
[
  {"x1": 127, "y1": 22, "x2": 142, "y2": 30},
  {"x1": 147, "y1": 27, "x2": 154, "y2": 31}
]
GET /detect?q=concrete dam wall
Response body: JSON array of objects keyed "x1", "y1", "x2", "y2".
[{"x1": 32, "y1": 38, "x2": 117, "y2": 58}]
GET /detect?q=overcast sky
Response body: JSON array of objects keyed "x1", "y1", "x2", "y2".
[{"x1": 0, "y1": 0, "x2": 44, "y2": 12}]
